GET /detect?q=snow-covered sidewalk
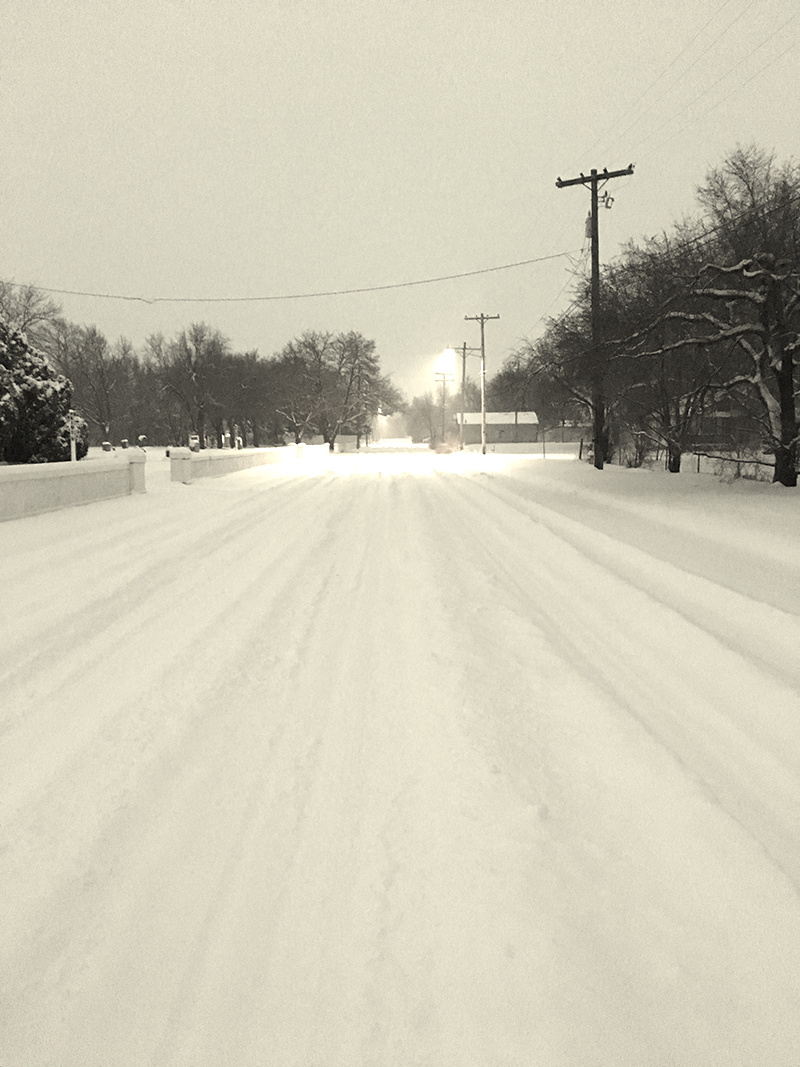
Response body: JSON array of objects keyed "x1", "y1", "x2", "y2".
[{"x1": 2, "y1": 449, "x2": 800, "y2": 1066}]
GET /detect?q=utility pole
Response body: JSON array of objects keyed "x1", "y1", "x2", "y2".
[
  {"x1": 465, "y1": 314, "x2": 499, "y2": 455},
  {"x1": 461, "y1": 342, "x2": 466, "y2": 449},
  {"x1": 555, "y1": 164, "x2": 634, "y2": 470},
  {"x1": 455, "y1": 342, "x2": 480, "y2": 450},
  {"x1": 435, "y1": 370, "x2": 448, "y2": 443}
]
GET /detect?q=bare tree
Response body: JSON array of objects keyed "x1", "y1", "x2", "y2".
[
  {"x1": 0, "y1": 281, "x2": 62, "y2": 351},
  {"x1": 270, "y1": 331, "x2": 398, "y2": 450},
  {"x1": 406, "y1": 393, "x2": 440, "y2": 445},
  {"x1": 158, "y1": 324, "x2": 229, "y2": 448},
  {"x1": 272, "y1": 332, "x2": 333, "y2": 443},
  {"x1": 49, "y1": 324, "x2": 135, "y2": 441},
  {"x1": 686, "y1": 147, "x2": 800, "y2": 485}
]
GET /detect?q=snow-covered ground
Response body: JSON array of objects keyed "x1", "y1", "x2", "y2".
[{"x1": 2, "y1": 447, "x2": 800, "y2": 1067}]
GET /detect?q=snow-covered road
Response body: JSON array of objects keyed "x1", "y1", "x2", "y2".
[{"x1": 3, "y1": 448, "x2": 800, "y2": 1067}]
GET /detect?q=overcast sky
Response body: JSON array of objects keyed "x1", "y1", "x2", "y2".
[{"x1": 2, "y1": 0, "x2": 798, "y2": 400}]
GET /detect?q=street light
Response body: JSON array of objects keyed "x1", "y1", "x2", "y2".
[{"x1": 434, "y1": 349, "x2": 456, "y2": 446}]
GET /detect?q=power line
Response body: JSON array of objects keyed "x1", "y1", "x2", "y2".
[
  {"x1": 661, "y1": 185, "x2": 800, "y2": 256},
  {"x1": 631, "y1": 29, "x2": 800, "y2": 159},
  {"x1": 605, "y1": 0, "x2": 760, "y2": 154},
  {"x1": 33, "y1": 250, "x2": 580, "y2": 305},
  {"x1": 517, "y1": 184, "x2": 800, "y2": 353},
  {"x1": 574, "y1": 0, "x2": 738, "y2": 165},
  {"x1": 526, "y1": 238, "x2": 589, "y2": 335}
]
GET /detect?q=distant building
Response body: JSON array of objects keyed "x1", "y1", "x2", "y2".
[
  {"x1": 455, "y1": 411, "x2": 539, "y2": 445},
  {"x1": 690, "y1": 393, "x2": 762, "y2": 450}
]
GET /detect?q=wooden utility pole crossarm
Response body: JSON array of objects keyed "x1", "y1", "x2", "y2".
[
  {"x1": 554, "y1": 165, "x2": 634, "y2": 189},
  {"x1": 555, "y1": 164, "x2": 634, "y2": 470}
]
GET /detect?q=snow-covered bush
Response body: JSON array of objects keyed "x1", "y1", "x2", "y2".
[{"x1": 0, "y1": 317, "x2": 89, "y2": 463}]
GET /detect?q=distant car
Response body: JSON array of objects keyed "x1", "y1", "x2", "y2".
[{"x1": 189, "y1": 434, "x2": 200, "y2": 452}]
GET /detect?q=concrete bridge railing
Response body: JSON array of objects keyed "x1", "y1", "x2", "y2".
[
  {"x1": 169, "y1": 443, "x2": 330, "y2": 484},
  {"x1": 0, "y1": 452, "x2": 146, "y2": 522}
]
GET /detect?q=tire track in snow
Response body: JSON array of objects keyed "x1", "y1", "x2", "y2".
[
  {"x1": 150, "y1": 473, "x2": 390, "y2": 1066},
  {"x1": 483, "y1": 461, "x2": 800, "y2": 616},
  {"x1": 5, "y1": 455, "x2": 800, "y2": 1066},
  {"x1": 146, "y1": 470, "x2": 444, "y2": 1066},
  {"x1": 403, "y1": 466, "x2": 800, "y2": 1065},
  {"x1": 472, "y1": 470, "x2": 800, "y2": 692},
  {"x1": 1, "y1": 470, "x2": 363, "y2": 1066},
  {"x1": 0, "y1": 465, "x2": 353, "y2": 926},
  {"x1": 151, "y1": 467, "x2": 564, "y2": 1067},
  {"x1": 431, "y1": 468, "x2": 800, "y2": 896},
  {"x1": 0, "y1": 469, "x2": 352, "y2": 817},
  {"x1": 0, "y1": 470, "x2": 332, "y2": 719}
]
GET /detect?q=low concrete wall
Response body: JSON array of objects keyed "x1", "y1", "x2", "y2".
[
  {"x1": 0, "y1": 452, "x2": 146, "y2": 522},
  {"x1": 170, "y1": 444, "x2": 330, "y2": 484}
]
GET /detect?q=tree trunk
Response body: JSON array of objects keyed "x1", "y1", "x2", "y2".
[
  {"x1": 196, "y1": 405, "x2": 206, "y2": 449},
  {"x1": 602, "y1": 427, "x2": 614, "y2": 464},
  {"x1": 592, "y1": 390, "x2": 605, "y2": 471},
  {"x1": 773, "y1": 445, "x2": 797, "y2": 487},
  {"x1": 773, "y1": 348, "x2": 797, "y2": 486},
  {"x1": 667, "y1": 441, "x2": 682, "y2": 473}
]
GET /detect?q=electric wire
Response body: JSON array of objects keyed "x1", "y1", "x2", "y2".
[
  {"x1": 530, "y1": 239, "x2": 590, "y2": 333},
  {"x1": 491, "y1": 241, "x2": 590, "y2": 367},
  {"x1": 667, "y1": 185, "x2": 800, "y2": 258},
  {"x1": 603, "y1": 0, "x2": 760, "y2": 155},
  {"x1": 17, "y1": 2, "x2": 796, "y2": 375},
  {"x1": 630, "y1": 28, "x2": 800, "y2": 160},
  {"x1": 512, "y1": 184, "x2": 800, "y2": 362},
  {"x1": 573, "y1": 0, "x2": 737, "y2": 167},
  {"x1": 551, "y1": 2, "x2": 752, "y2": 333},
  {"x1": 494, "y1": 0, "x2": 796, "y2": 360},
  {"x1": 34, "y1": 250, "x2": 580, "y2": 305}
]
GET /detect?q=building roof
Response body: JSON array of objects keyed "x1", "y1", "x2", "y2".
[{"x1": 456, "y1": 411, "x2": 539, "y2": 425}]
